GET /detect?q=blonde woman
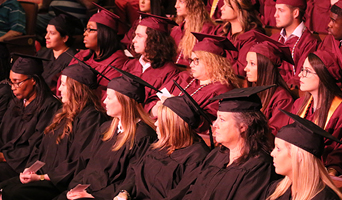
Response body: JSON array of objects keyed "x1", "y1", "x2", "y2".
[
  {"x1": 264, "y1": 110, "x2": 342, "y2": 200},
  {"x1": 171, "y1": 0, "x2": 215, "y2": 67},
  {"x1": 114, "y1": 95, "x2": 210, "y2": 200},
  {"x1": 59, "y1": 74, "x2": 157, "y2": 200},
  {"x1": 147, "y1": 33, "x2": 238, "y2": 134}
]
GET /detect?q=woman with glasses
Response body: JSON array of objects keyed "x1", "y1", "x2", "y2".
[
  {"x1": 147, "y1": 33, "x2": 238, "y2": 134},
  {"x1": 291, "y1": 47, "x2": 342, "y2": 177},
  {"x1": 37, "y1": 8, "x2": 79, "y2": 94},
  {"x1": 244, "y1": 34, "x2": 294, "y2": 135},
  {"x1": 63, "y1": 3, "x2": 128, "y2": 104},
  {"x1": 171, "y1": 0, "x2": 216, "y2": 67},
  {"x1": 0, "y1": 54, "x2": 61, "y2": 182},
  {"x1": 1, "y1": 63, "x2": 108, "y2": 200}
]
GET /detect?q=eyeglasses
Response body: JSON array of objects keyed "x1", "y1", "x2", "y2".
[
  {"x1": 7, "y1": 77, "x2": 31, "y2": 88},
  {"x1": 84, "y1": 28, "x2": 98, "y2": 33},
  {"x1": 300, "y1": 68, "x2": 317, "y2": 77},
  {"x1": 188, "y1": 57, "x2": 200, "y2": 66}
]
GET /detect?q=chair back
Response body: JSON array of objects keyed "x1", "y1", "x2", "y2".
[{"x1": 18, "y1": 1, "x2": 38, "y2": 35}]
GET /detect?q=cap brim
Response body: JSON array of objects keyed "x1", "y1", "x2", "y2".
[
  {"x1": 139, "y1": 11, "x2": 178, "y2": 27},
  {"x1": 192, "y1": 32, "x2": 237, "y2": 51},
  {"x1": 11, "y1": 52, "x2": 51, "y2": 61}
]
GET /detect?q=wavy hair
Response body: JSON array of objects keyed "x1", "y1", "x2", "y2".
[
  {"x1": 44, "y1": 76, "x2": 105, "y2": 144},
  {"x1": 267, "y1": 142, "x2": 342, "y2": 200},
  {"x1": 102, "y1": 91, "x2": 155, "y2": 151}
]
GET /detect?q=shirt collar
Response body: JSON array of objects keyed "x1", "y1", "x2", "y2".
[
  {"x1": 280, "y1": 22, "x2": 305, "y2": 42},
  {"x1": 139, "y1": 55, "x2": 151, "y2": 73}
]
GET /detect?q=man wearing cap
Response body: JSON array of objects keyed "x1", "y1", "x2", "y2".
[
  {"x1": 319, "y1": 0, "x2": 342, "y2": 53},
  {"x1": 271, "y1": 0, "x2": 318, "y2": 85}
]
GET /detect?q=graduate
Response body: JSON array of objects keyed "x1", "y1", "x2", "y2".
[
  {"x1": 113, "y1": 95, "x2": 210, "y2": 200},
  {"x1": 271, "y1": 0, "x2": 318, "y2": 85},
  {"x1": 123, "y1": 12, "x2": 180, "y2": 106},
  {"x1": 147, "y1": 33, "x2": 239, "y2": 134},
  {"x1": 214, "y1": 0, "x2": 264, "y2": 77},
  {"x1": 63, "y1": 3, "x2": 129, "y2": 103},
  {"x1": 1, "y1": 63, "x2": 108, "y2": 200},
  {"x1": 319, "y1": 0, "x2": 342, "y2": 53},
  {"x1": 171, "y1": 0, "x2": 216, "y2": 67},
  {"x1": 0, "y1": 54, "x2": 61, "y2": 182},
  {"x1": 245, "y1": 32, "x2": 294, "y2": 135},
  {"x1": 38, "y1": 7, "x2": 80, "y2": 94},
  {"x1": 292, "y1": 46, "x2": 342, "y2": 176},
  {"x1": 263, "y1": 111, "x2": 342, "y2": 200},
  {"x1": 181, "y1": 86, "x2": 278, "y2": 200},
  {"x1": 58, "y1": 70, "x2": 158, "y2": 200}
]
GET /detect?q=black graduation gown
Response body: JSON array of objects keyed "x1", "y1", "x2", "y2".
[
  {"x1": 0, "y1": 83, "x2": 12, "y2": 122},
  {"x1": 55, "y1": 121, "x2": 157, "y2": 200},
  {"x1": 1, "y1": 104, "x2": 108, "y2": 200},
  {"x1": 262, "y1": 179, "x2": 341, "y2": 200},
  {"x1": 181, "y1": 146, "x2": 277, "y2": 200},
  {"x1": 0, "y1": 94, "x2": 61, "y2": 174},
  {"x1": 39, "y1": 48, "x2": 78, "y2": 94},
  {"x1": 117, "y1": 138, "x2": 210, "y2": 200}
]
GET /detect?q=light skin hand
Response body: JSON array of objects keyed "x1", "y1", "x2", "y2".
[{"x1": 67, "y1": 190, "x2": 94, "y2": 200}]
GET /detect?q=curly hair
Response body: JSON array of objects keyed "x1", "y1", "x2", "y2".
[
  {"x1": 194, "y1": 51, "x2": 239, "y2": 87},
  {"x1": 176, "y1": 0, "x2": 214, "y2": 60},
  {"x1": 44, "y1": 76, "x2": 105, "y2": 144},
  {"x1": 143, "y1": 27, "x2": 177, "y2": 69}
]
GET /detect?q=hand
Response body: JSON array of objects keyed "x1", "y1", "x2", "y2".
[
  {"x1": 113, "y1": 191, "x2": 129, "y2": 200},
  {"x1": 67, "y1": 190, "x2": 94, "y2": 200},
  {"x1": 19, "y1": 172, "x2": 40, "y2": 184},
  {"x1": 0, "y1": 152, "x2": 6, "y2": 162}
]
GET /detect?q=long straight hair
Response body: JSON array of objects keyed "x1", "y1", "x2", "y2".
[
  {"x1": 296, "y1": 53, "x2": 342, "y2": 128},
  {"x1": 44, "y1": 77, "x2": 104, "y2": 144},
  {"x1": 152, "y1": 105, "x2": 195, "y2": 155},
  {"x1": 176, "y1": 0, "x2": 213, "y2": 60},
  {"x1": 267, "y1": 142, "x2": 342, "y2": 200},
  {"x1": 254, "y1": 53, "x2": 292, "y2": 112},
  {"x1": 102, "y1": 91, "x2": 155, "y2": 151}
]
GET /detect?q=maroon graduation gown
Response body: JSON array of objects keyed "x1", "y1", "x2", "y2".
[
  {"x1": 122, "y1": 58, "x2": 180, "y2": 104},
  {"x1": 259, "y1": 0, "x2": 276, "y2": 27},
  {"x1": 144, "y1": 71, "x2": 234, "y2": 133},
  {"x1": 292, "y1": 97, "x2": 342, "y2": 175},
  {"x1": 206, "y1": 0, "x2": 224, "y2": 20},
  {"x1": 181, "y1": 146, "x2": 277, "y2": 200},
  {"x1": 171, "y1": 21, "x2": 216, "y2": 67},
  {"x1": 0, "y1": 95, "x2": 61, "y2": 173},
  {"x1": 318, "y1": 34, "x2": 342, "y2": 53},
  {"x1": 39, "y1": 48, "x2": 78, "y2": 94},
  {"x1": 263, "y1": 86, "x2": 294, "y2": 136},
  {"x1": 305, "y1": 0, "x2": 331, "y2": 34},
  {"x1": 271, "y1": 29, "x2": 319, "y2": 84},
  {"x1": 262, "y1": 179, "x2": 341, "y2": 200},
  {"x1": 117, "y1": 139, "x2": 210, "y2": 200},
  {"x1": 58, "y1": 49, "x2": 129, "y2": 103}
]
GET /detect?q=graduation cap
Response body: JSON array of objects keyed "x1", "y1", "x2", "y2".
[
  {"x1": 277, "y1": 109, "x2": 342, "y2": 158},
  {"x1": 65, "y1": 51, "x2": 110, "y2": 81},
  {"x1": 90, "y1": 2, "x2": 120, "y2": 31},
  {"x1": 138, "y1": 11, "x2": 178, "y2": 32},
  {"x1": 210, "y1": 85, "x2": 276, "y2": 112},
  {"x1": 62, "y1": 63, "x2": 98, "y2": 89},
  {"x1": 11, "y1": 53, "x2": 50, "y2": 76},
  {"x1": 49, "y1": 6, "x2": 84, "y2": 35},
  {"x1": 165, "y1": 80, "x2": 215, "y2": 149},
  {"x1": 249, "y1": 31, "x2": 294, "y2": 66},
  {"x1": 276, "y1": 0, "x2": 306, "y2": 10},
  {"x1": 332, "y1": 0, "x2": 342, "y2": 10},
  {"x1": 107, "y1": 68, "x2": 161, "y2": 103},
  {"x1": 192, "y1": 32, "x2": 237, "y2": 57}
]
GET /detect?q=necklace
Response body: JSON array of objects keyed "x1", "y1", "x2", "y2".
[
  {"x1": 176, "y1": 49, "x2": 183, "y2": 64},
  {"x1": 178, "y1": 78, "x2": 212, "y2": 96},
  {"x1": 278, "y1": 26, "x2": 306, "y2": 75}
]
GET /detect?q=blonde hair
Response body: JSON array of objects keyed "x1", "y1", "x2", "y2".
[
  {"x1": 267, "y1": 142, "x2": 342, "y2": 200},
  {"x1": 194, "y1": 51, "x2": 239, "y2": 88},
  {"x1": 152, "y1": 104, "x2": 195, "y2": 154},
  {"x1": 176, "y1": 0, "x2": 214, "y2": 60},
  {"x1": 102, "y1": 91, "x2": 155, "y2": 151}
]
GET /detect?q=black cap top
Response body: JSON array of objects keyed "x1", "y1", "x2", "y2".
[
  {"x1": 62, "y1": 63, "x2": 98, "y2": 89},
  {"x1": 107, "y1": 67, "x2": 161, "y2": 103},
  {"x1": 49, "y1": 6, "x2": 84, "y2": 35},
  {"x1": 210, "y1": 85, "x2": 276, "y2": 112},
  {"x1": 277, "y1": 110, "x2": 342, "y2": 158},
  {"x1": 163, "y1": 95, "x2": 201, "y2": 129},
  {"x1": 11, "y1": 53, "x2": 50, "y2": 76}
]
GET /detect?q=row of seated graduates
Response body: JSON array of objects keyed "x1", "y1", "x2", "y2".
[{"x1": 0, "y1": 0, "x2": 342, "y2": 199}]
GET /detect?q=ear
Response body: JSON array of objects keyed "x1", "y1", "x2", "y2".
[
  {"x1": 239, "y1": 123, "x2": 246, "y2": 133},
  {"x1": 293, "y1": 8, "x2": 300, "y2": 19},
  {"x1": 63, "y1": 35, "x2": 69, "y2": 44}
]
